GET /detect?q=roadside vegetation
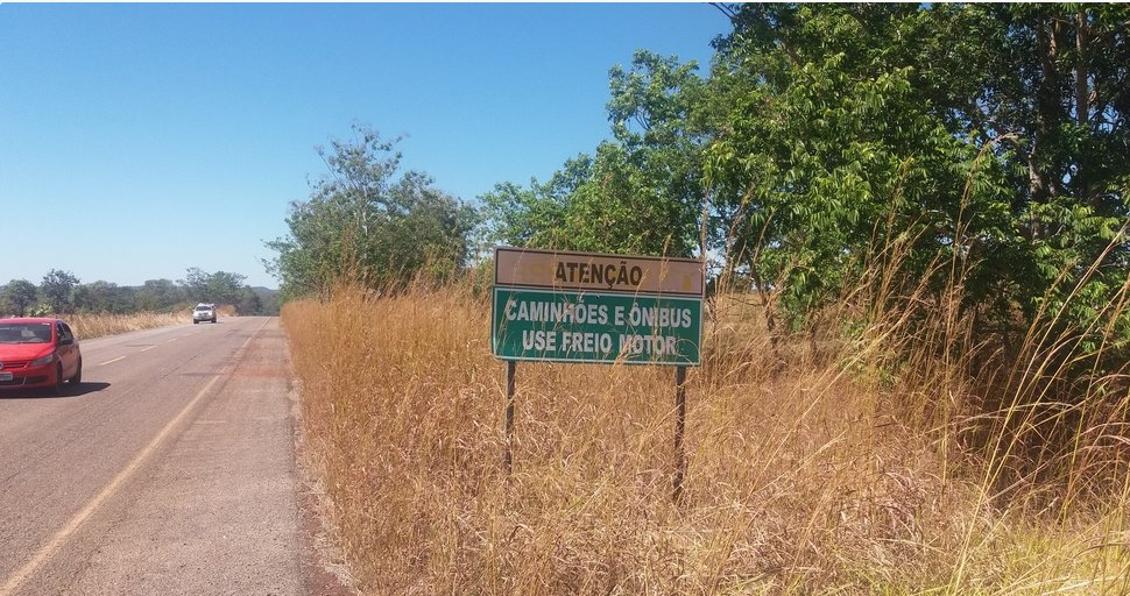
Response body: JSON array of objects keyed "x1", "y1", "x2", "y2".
[
  {"x1": 66, "y1": 311, "x2": 187, "y2": 341},
  {"x1": 1, "y1": 267, "x2": 277, "y2": 319},
  {"x1": 2, "y1": 267, "x2": 273, "y2": 340},
  {"x1": 275, "y1": 3, "x2": 1129, "y2": 593},
  {"x1": 284, "y1": 274, "x2": 1128, "y2": 593}
]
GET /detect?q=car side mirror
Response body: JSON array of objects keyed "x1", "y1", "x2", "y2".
[{"x1": 58, "y1": 337, "x2": 73, "y2": 346}]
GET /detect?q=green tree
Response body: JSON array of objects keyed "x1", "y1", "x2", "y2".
[
  {"x1": 1, "y1": 279, "x2": 39, "y2": 316},
  {"x1": 481, "y1": 155, "x2": 591, "y2": 249},
  {"x1": 266, "y1": 125, "x2": 477, "y2": 299},
  {"x1": 921, "y1": 4, "x2": 1130, "y2": 342},
  {"x1": 235, "y1": 287, "x2": 263, "y2": 316},
  {"x1": 181, "y1": 268, "x2": 247, "y2": 305},
  {"x1": 73, "y1": 281, "x2": 135, "y2": 314},
  {"x1": 40, "y1": 269, "x2": 80, "y2": 314},
  {"x1": 479, "y1": 2, "x2": 1128, "y2": 359},
  {"x1": 482, "y1": 51, "x2": 707, "y2": 258},
  {"x1": 207, "y1": 271, "x2": 248, "y2": 305},
  {"x1": 136, "y1": 279, "x2": 185, "y2": 311},
  {"x1": 181, "y1": 267, "x2": 211, "y2": 302},
  {"x1": 702, "y1": 3, "x2": 1128, "y2": 336}
]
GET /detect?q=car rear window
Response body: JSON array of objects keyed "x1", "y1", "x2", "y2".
[
  {"x1": 0, "y1": 323, "x2": 53, "y2": 344},
  {"x1": 195, "y1": 305, "x2": 212, "y2": 311}
]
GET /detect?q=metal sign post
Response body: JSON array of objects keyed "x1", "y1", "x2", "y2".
[
  {"x1": 504, "y1": 360, "x2": 516, "y2": 475},
  {"x1": 492, "y1": 247, "x2": 704, "y2": 503},
  {"x1": 673, "y1": 365, "x2": 688, "y2": 504}
]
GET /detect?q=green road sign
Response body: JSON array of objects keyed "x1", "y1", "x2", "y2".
[{"x1": 491, "y1": 287, "x2": 702, "y2": 365}]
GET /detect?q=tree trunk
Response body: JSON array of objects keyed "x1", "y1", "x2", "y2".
[
  {"x1": 1074, "y1": 8, "x2": 1092, "y2": 204},
  {"x1": 1027, "y1": 13, "x2": 1064, "y2": 239},
  {"x1": 1074, "y1": 9, "x2": 1089, "y2": 127}
]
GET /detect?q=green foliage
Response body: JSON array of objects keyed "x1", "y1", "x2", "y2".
[
  {"x1": 478, "y1": 2, "x2": 1128, "y2": 366},
  {"x1": 481, "y1": 51, "x2": 706, "y2": 258},
  {"x1": 135, "y1": 279, "x2": 186, "y2": 312},
  {"x1": 704, "y1": 3, "x2": 1129, "y2": 343},
  {"x1": 247, "y1": 287, "x2": 281, "y2": 316},
  {"x1": 0, "y1": 279, "x2": 39, "y2": 316},
  {"x1": 236, "y1": 287, "x2": 263, "y2": 316},
  {"x1": 40, "y1": 269, "x2": 79, "y2": 314},
  {"x1": 73, "y1": 281, "x2": 136, "y2": 314},
  {"x1": 480, "y1": 155, "x2": 591, "y2": 249},
  {"x1": 267, "y1": 125, "x2": 477, "y2": 300},
  {"x1": 705, "y1": 6, "x2": 991, "y2": 316},
  {"x1": 181, "y1": 267, "x2": 247, "y2": 305},
  {"x1": 3, "y1": 270, "x2": 265, "y2": 316}
]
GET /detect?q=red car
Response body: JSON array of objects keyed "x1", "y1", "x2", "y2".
[{"x1": 0, "y1": 318, "x2": 83, "y2": 394}]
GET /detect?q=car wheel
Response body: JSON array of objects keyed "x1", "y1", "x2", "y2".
[
  {"x1": 70, "y1": 358, "x2": 83, "y2": 385},
  {"x1": 211, "y1": 318, "x2": 216, "y2": 323},
  {"x1": 193, "y1": 320, "x2": 198, "y2": 325},
  {"x1": 52, "y1": 363, "x2": 65, "y2": 396}
]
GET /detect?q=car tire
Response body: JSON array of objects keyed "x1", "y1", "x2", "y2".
[
  {"x1": 211, "y1": 318, "x2": 216, "y2": 324},
  {"x1": 52, "y1": 363, "x2": 65, "y2": 396},
  {"x1": 193, "y1": 320, "x2": 198, "y2": 325},
  {"x1": 70, "y1": 359, "x2": 82, "y2": 385}
]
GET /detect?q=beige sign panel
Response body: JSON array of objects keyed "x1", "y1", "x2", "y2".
[{"x1": 495, "y1": 247, "x2": 704, "y2": 297}]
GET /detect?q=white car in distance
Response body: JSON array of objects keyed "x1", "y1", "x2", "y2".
[{"x1": 192, "y1": 303, "x2": 217, "y2": 324}]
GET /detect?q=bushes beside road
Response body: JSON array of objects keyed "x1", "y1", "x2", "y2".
[
  {"x1": 271, "y1": 5, "x2": 1130, "y2": 591},
  {"x1": 23, "y1": 306, "x2": 238, "y2": 342},
  {"x1": 282, "y1": 282, "x2": 1130, "y2": 593},
  {"x1": 67, "y1": 311, "x2": 187, "y2": 340}
]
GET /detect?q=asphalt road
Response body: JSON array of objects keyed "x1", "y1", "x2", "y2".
[{"x1": 0, "y1": 317, "x2": 328, "y2": 595}]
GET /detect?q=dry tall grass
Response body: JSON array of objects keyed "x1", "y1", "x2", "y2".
[
  {"x1": 60, "y1": 304, "x2": 238, "y2": 340},
  {"x1": 67, "y1": 311, "x2": 185, "y2": 340},
  {"x1": 283, "y1": 280, "x2": 1129, "y2": 594}
]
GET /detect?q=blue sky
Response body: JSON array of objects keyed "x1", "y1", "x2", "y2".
[{"x1": 0, "y1": 4, "x2": 728, "y2": 288}]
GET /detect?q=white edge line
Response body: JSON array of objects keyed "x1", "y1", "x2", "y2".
[{"x1": 97, "y1": 356, "x2": 126, "y2": 366}]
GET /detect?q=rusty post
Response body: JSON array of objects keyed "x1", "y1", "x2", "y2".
[
  {"x1": 504, "y1": 360, "x2": 517, "y2": 475},
  {"x1": 673, "y1": 365, "x2": 687, "y2": 505}
]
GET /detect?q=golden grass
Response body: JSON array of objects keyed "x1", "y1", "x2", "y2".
[
  {"x1": 283, "y1": 285, "x2": 1130, "y2": 594},
  {"x1": 61, "y1": 304, "x2": 238, "y2": 340},
  {"x1": 66, "y1": 311, "x2": 185, "y2": 340}
]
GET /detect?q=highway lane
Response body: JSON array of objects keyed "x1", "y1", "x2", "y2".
[{"x1": 0, "y1": 317, "x2": 324, "y2": 595}]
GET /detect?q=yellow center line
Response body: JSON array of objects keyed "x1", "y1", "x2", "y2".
[
  {"x1": 98, "y1": 356, "x2": 126, "y2": 366},
  {"x1": 0, "y1": 320, "x2": 266, "y2": 596}
]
